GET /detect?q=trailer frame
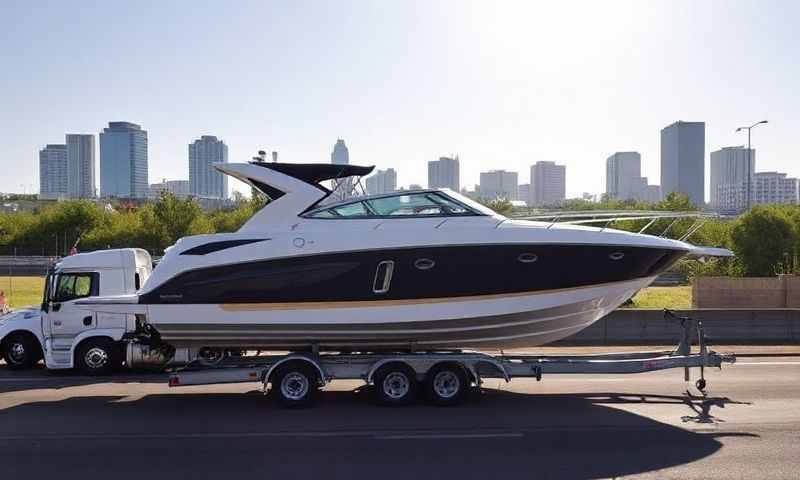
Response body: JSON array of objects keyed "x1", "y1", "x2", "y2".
[{"x1": 167, "y1": 310, "x2": 736, "y2": 406}]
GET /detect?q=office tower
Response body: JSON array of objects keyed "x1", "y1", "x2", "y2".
[
  {"x1": 366, "y1": 168, "x2": 398, "y2": 195},
  {"x1": 530, "y1": 161, "x2": 566, "y2": 206},
  {"x1": 99, "y1": 122, "x2": 148, "y2": 198},
  {"x1": 428, "y1": 156, "x2": 460, "y2": 190},
  {"x1": 606, "y1": 152, "x2": 642, "y2": 200},
  {"x1": 661, "y1": 121, "x2": 705, "y2": 206},
  {"x1": 710, "y1": 146, "x2": 755, "y2": 210},
  {"x1": 149, "y1": 179, "x2": 190, "y2": 199},
  {"x1": 65, "y1": 134, "x2": 95, "y2": 198},
  {"x1": 39, "y1": 144, "x2": 67, "y2": 199},
  {"x1": 479, "y1": 170, "x2": 518, "y2": 200},
  {"x1": 189, "y1": 135, "x2": 229, "y2": 199},
  {"x1": 331, "y1": 139, "x2": 349, "y2": 165},
  {"x1": 518, "y1": 184, "x2": 531, "y2": 206}
]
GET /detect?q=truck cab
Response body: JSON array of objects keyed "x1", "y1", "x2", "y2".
[{"x1": 0, "y1": 248, "x2": 152, "y2": 373}]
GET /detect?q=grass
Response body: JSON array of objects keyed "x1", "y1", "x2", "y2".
[
  {"x1": 0, "y1": 276, "x2": 45, "y2": 309},
  {"x1": 625, "y1": 286, "x2": 692, "y2": 310}
]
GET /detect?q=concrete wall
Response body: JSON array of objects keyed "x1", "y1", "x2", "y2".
[
  {"x1": 555, "y1": 309, "x2": 800, "y2": 345},
  {"x1": 693, "y1": 276, "x2": 799, "y2": 308}
]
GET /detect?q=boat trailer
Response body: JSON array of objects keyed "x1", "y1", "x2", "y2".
[{"x1": 168, "y1": 310, "x2": 736, "y2": 406}]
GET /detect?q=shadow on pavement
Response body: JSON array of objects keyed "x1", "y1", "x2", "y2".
[{"x1": 0, "y1": 385, "x2": 757, "y2": 479}]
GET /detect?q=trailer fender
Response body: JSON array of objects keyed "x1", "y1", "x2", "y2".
[{"x1": 264, "y1": 355, "x2": 327, "y2": 387}]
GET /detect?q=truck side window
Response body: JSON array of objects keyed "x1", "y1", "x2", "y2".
[{"x1": 53, "y1": 273, "x2": 97, "y2": 302}]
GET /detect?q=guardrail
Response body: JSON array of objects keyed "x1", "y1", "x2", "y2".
[{"x1": 556, "y1": 309, "x2": 800, "y2": 345}]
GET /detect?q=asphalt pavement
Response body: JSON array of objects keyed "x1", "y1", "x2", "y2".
[{"x1": 1, "y1": 350, "x2": 798, "y2": 479}]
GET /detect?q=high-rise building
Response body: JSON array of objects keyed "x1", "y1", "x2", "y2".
[
  {"x1": 518, "y1": 184, "x2": 531, "y2": 206},
  {"x1": 331, "y1": 139, "x2": 349, "y2": 165},
  {"x1": 717, "y1": 172, "x2": 799, "y2": 211},
  {"x1": 39, "y1": 144, "x2": 67, "y2": 199},
  {"x1": 189, "y1": 135, "x2": 229, "y2": 199},
  {"x1": 710, "y1": 146, "x2": 755, "y2": 210},
  {"x1": 606, "y1": 152, "x2": 641, "y2": 200},
  {"x1": 428, "y1": 156, "x2": 460, "y2": 191},
  {"x1": 530, "y1": 161, "x2": 566, "y2": 206},
  {"x1": 479, "y1": 170, "x2": 518, "y2": 200},
  {"x1": 149, "y1": 179, "x2": 190, "y2": 199},
  {"x1": 660, "y1": 121, "x2": 705, "y2": 206},
  {"x1": 65, "y1": 134, "x2": 95, "y2": 198},
  {"x1": 99, "y1": 122, "x2": 148, "y2": 198},
  {"x1": 366, "y1": 168, "x2": 397, "y2": 195}
]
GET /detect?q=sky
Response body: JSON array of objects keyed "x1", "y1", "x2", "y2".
[{"x1": 1, "y1": 0, "x2": 798, "y2": 199}]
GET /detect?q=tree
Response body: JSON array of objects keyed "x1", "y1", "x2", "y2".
[{"x1": 730, "y1": 205, "x2": 798, "y2": 276}]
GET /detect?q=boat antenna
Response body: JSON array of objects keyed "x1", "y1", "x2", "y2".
[{"x1": 252, "y1": 150, "x2": 267, "y2": 163}]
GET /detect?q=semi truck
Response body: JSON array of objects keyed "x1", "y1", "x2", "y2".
[{"x1": 0, "y1": 248, "x2": 734, "y2": 407}]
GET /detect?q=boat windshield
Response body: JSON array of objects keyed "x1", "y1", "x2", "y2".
[{"x1": 304, "y1": 191, "x2": 483, "y2": 218}]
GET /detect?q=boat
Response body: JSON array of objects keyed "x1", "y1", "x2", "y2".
[{"x1": 85, "y1": 159, "x2": 730, "y2": 351}]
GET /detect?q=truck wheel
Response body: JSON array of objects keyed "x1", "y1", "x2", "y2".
[
  {"x1": 424, "y1": 363, "x2": 469, "y2": 406},
  {"x1": 2, "y1": 333, "x2": 43, "y2": 369},
  {"x1": 270, "y1": 363, "x2": 320, "y2": 408},
  {"x1": 75, "y1": 338, "x2": 120, "y2": 376},
  {"x1": 373, "y1": 362, "x2": 418, "y2": 406}
]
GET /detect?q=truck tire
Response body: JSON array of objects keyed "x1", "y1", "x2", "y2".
[
  {"x1": 424, "y1": 362, "x2": 469, "y2": 406},
  {"x1": 1, "y1": 333, "x2": 43, "y2": 369},
  {"x1": 75, "y1": 338, "x2": 120, "y2": 376},
  {"x1": 373, "y1": 362, "x2": 418, "y2": 406},
  {"x1": 270, "y1": 362, "x2": 320, "y2": 408}
]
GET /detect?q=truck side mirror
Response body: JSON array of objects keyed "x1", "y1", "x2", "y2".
[{"x1": 41, "y1": 302, "x2": 49, "y2": 313}]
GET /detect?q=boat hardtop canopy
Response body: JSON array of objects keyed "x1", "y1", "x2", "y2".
[{"x1": 250, "y1": 162, "x2": 375, "y2": 191}]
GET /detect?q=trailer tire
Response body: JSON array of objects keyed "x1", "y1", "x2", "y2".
[
  {"x1": 373, "y1": 362, "x2": 418, "y2": 406},
  {"x1": 75, "y1": 338, "x2": 120, "y2": 376},
  {"x1": 424, "y1": 362, "x2": 469, "y2": 406},
  {"x1": 1, "y1": 332, "x2": 43, "y2": 369},
  {"x1": 270, "y1": 362, "x2": 320, "y2": 408}
]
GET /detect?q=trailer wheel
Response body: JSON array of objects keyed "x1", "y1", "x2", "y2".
[
  {"x1": 75, "y1": 338, "x2": 120, "y2": 376},
  {"x1": 270, "y1": 363, "x2": 320, "y2": 408},
  {"x1": 424, "y1": 363, "x2": 469, "y2": 406},
  {"x1": 373, "y1": 362, "x2": 418, "y2": 406},
  {"x1": 1, "y1": 333, "x2": 42, "y2": 369}
]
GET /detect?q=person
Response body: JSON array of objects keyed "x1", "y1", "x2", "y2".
[{"x1": 0, "y1": 290, "x2": 8, "y2": 314}]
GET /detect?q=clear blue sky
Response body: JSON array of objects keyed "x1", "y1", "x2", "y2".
[{"x1": 1, "y1": 0, "x2": 797, "y2": 198}]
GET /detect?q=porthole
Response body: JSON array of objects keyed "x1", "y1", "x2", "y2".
[
  {"x1": 517, "y1": 253, "x2": 538, "y2": 264},
  {"x1": 609, "y1": 252, "x2": 625, "y2": 261},
  {"x1": 414, "y1": 258, "x2": 436, "y2": 270}
]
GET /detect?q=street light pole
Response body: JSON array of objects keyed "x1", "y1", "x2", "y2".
[{"x1": 735, "y1": 120, "x2": 768, "y2": 211}]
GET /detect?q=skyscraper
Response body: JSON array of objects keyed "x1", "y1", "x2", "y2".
[
  {"x1": 479, "y1": 170, "x2": 518, "y2": 200},
  {"x1": 428, "y1": 156, "x2": 460, "y2": 191},
  {"x1": 99, "y1": 122, "x2": 148, "y2": 198},
  {"x1": 66, "y1": 134, "x2": 95, "y2": 198},
  {"x1": 189, "y1": 135, "x2": 229, "y2": 199},
  {"x1": 660, "y1": 121, "x2": 705, "y2": 206},
  {"x1": 605, "y1": 152, "x2": 642, "y2": 200},
  {"x1": 710, "y1": 146, "x2": 755, "y2": 210},
  {"x1": 530, "y1": 161, "x2": 566, "y2": 206},
  {"x1": 366, "y1": 168, "x2": 397, "y2": 195},
  {"x1": 518, "y1": 183, "x2": 531, "y2": 206},
  {"x1": 331, "y1": 139, "x2": 349, "y2": 165},
  {"x1": 39, "y1": 144, "x2": 67, "y2": 199}
]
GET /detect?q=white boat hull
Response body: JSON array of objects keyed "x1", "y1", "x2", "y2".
[{"x1": 146, "y1": 276, "x2": 654, "y2": 350}]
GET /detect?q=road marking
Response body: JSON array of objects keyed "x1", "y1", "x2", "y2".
[
  {"x1": 0, "y1": 430, "x2": 524, "y2": 441},
  {"x1": 376, "y1": 433, "x2": 523, "y2": 440},
  {"x1": 735, "y1": 362, "x2": 800, "y2": 366}
]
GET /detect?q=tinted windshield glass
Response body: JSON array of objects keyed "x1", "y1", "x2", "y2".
[
  {"x1": 307, "y1": 192, "x2": 477, "y2": 218},
  {"x1": 366, "y1": 193, "x2": 469, "y2": 216}
]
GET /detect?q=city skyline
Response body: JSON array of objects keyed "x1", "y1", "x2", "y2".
[{"x1": 2, "y1": 2, "x2": 797, "y2": 198}]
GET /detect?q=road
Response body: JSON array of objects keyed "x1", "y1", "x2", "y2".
[{"x1": 1, "y1": 351, "x2": 798, "y2": 479}]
